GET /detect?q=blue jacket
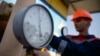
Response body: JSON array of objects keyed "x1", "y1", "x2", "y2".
[{"x1": 50, "y1": 35, "x2": 100, "y2": 56}]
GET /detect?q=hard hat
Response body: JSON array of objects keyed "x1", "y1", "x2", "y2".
[{"x1": 72, "y1": 9, "x2": 92, "y2": 22}]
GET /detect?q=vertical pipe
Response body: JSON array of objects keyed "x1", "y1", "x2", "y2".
[{"x1": 0, "y1": 0, "x2": 36, "y2": 56}]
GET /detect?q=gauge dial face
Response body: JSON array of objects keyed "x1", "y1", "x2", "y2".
[{"x1": 23, "y1": 5, "x2": 53, "y2": 48}]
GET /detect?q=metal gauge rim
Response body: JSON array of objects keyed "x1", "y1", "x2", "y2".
[
  {"x1": 13, "y1": 4, "x2": 54, "y2": 49},
  {"x1": 61, "y1": 27, "x2": 68, "y2": 36}
]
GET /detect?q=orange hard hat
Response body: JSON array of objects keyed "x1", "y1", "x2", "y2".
[{"x1": 72, "y1": 9, "x2": 92, "y2": 22}]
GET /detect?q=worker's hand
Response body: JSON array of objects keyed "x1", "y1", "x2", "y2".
[{"x1": 61, "y1": 36, "x2": 71, "y2": 42}]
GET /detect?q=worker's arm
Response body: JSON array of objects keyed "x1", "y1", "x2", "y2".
[
  {"x1": 50, "y1": 36, "x2": 71, "y2": 53},
  {"x1": 50, "y1": 36, "x2": 100, "y2": 56}
]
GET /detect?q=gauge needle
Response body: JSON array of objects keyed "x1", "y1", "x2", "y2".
[
  {"x1": 39, "y1": 20, "x2": 42, "y2": 37},
  {"x1": 39, "y1": 7, "x2": 42, "y2": 37}
]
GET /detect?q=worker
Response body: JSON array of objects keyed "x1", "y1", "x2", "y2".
[{"x1": 50, "y1": 9, "x2": 100, "y2": 56}]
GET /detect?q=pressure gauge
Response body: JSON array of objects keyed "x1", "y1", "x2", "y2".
[
  {"x1": 61, "y1": 27, "x2": 68, "y2": 36},
  {"x1": 13, "y1": 4, "x2": 54, "y2": 49}
]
